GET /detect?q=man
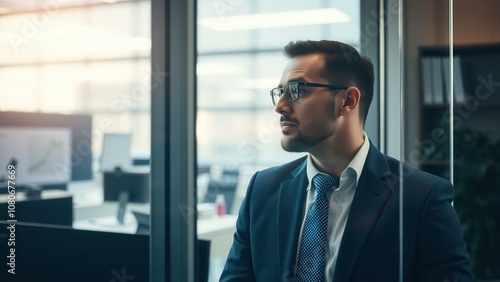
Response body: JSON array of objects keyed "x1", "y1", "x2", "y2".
[{"x1": 220, "y1": 40, "x2": 472, "y2": 282}]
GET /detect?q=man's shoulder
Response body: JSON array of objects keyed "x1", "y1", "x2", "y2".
[{"x1": 258, "y1": 155, "x2": 307, "y2": 175}]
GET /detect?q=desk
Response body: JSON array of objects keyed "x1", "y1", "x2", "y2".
[
  {"x1": 197, "y1": 215, "x2": 237, "y2": 258},
  {"x1": 69, "y1": 179, "x2": 238, "y2": 259},
  {"x1": 73, "y1": 202, "x2": 237, "y2": 259}
]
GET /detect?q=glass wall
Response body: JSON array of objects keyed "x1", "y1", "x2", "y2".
[
  {"x1": 405, "y1": 0, "x2": 500, "y2": 280},
  {"x1": 197, "y1": 0, "x2": 360, "y2": 169},
  {"x1": 0, "y1": 1, "x2": 151, "y2": 281},
  {"x1": 0, "y1": 0, "x2": 151, "y2": 161},
  {"x1": 0, "y1": 0, "x2": 151, "y2": 209}
]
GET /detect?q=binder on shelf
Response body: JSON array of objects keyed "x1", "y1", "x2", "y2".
[
  {"x1": 421, "y1": 57, "x2": 434, "y2": 105},
  {"x1": 421, "y1": 55, "x2": 466, "y2": 105},
  {"x1": 431, "y1": 57, "x2": 444, "y2": 104},
  {"x1": 453, "y1": 56, "x2": 466, "y2": 104}
]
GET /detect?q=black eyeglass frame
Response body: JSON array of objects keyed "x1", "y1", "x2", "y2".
[{"x1": 270, "y1": 81, "x2": 348, "y2": 106}]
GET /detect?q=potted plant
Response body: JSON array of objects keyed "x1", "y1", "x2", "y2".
[{"x1": 453, "y1": 128, "x2": 500, "y2": 280}]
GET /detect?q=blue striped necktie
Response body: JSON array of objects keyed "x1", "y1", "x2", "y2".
[{"x1": 296, "y1": 173, "x2": 339, "y2": 282}]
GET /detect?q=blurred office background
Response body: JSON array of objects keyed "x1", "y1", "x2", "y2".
[{"x1": 0, "y1": 0, "x2": 499, "y2": 281}]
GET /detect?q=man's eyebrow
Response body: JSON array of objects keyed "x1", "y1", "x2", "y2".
[{"x1": 289, "y1": 77, "x2": 306, "y2": 82}]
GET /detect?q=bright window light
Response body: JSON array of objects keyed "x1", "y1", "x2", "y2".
[
  {"x1": 198, "y1": 8, "x2": 350, "y2": 31},
  {"x1": 0, "y1": 6, "x2": 10, "y2": 14},
  {"x1": 197, "y1": 62, "x2": 242, "y2": 75}
]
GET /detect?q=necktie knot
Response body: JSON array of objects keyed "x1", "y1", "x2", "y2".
[{"x1": 312, "y1": 173, "x2": 339, "y2": 194}]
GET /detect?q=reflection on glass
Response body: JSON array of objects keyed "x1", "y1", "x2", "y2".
[
  {"x1": 407, "y1": 0, "x2": 500, "y2": 280},
  {"x1": 422, "y1": 43, "x2": 500, "y2": 279}
]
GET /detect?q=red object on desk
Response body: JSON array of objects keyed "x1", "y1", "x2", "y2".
[{"x1": 216, "y1": 194, "x2": 226, "y2": 216}]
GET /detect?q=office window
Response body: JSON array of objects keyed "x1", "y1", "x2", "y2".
[
  {"x1": 0, "y1": 0, "x2": 151, "y2": 161},
  {"x1": 197, "y1": 1, "x2": 360, "y2": 169}
]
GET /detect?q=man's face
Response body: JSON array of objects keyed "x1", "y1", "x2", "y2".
[{"x1": 275, "y1": 53, "x2": 341, "y2": 153}]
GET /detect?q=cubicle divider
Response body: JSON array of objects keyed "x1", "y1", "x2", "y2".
[
  {"x1": 0, "y1": 221, "x2": 212, "y2": 282},
  {"x1": 0, "y1": 221, "x2": 149, "y2": 282}
]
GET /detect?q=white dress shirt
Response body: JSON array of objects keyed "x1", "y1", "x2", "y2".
[{"x1": 295, "y1": 132, "x2": 370, "y2": 281}]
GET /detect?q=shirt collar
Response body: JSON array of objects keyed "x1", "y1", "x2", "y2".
[{"x1": 306, "y1": 132, "x2": 370, "y2": 190}]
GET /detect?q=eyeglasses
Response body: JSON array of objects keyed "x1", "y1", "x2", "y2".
[{"x1": 270, "y1": 81, "x2": 347, "y2": 106}]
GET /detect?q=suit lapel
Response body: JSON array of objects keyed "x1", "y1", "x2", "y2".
[
  {"x1": 277, "y1": 159, "x2": 308, "y2": 279},
  {"x1": 333, "y1": 144, "x2": 394, "y2": 282}
]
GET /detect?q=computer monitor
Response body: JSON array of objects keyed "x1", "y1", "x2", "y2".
[
  {"x1": 0, "y1": 126, "x2": 71, "y2": 185},
  {"x1": 0, "y1": 111, "x2": 92, "y2": 183},
  {"x1": 100, "y1": 133, "x2": 132, "y2": 172}
]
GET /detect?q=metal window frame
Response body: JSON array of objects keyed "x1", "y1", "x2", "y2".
[{"x1": 150, "y1": 0, "x2": 197, "y2": 281}]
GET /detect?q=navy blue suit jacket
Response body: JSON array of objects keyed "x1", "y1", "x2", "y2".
[{"x1": 220, "y1": 143, "x2": 473, "y2": 282}]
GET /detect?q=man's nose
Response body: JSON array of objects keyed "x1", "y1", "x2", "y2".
[{"x1": 274, "y1": 93, "x2": 291, "y2": 115}]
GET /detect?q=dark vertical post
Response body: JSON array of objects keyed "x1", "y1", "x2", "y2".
[{"x1": 151, "y1": 0, "x2": 197, "y2": 281}]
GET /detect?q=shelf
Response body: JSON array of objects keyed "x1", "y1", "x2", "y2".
[
  {"x1": 422, "y1": 101, "x2": 500, "y2": 109},
  {"x1": 420, "y1": 43, "x2": 500, "y2": 57},
  {"x1": 419, "y1": 43, "x2": 500, "y2": 182}
]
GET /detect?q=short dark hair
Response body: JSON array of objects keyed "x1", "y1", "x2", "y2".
[{"x1": 283, "y1": 40, "x2": 374, "y2": 125}]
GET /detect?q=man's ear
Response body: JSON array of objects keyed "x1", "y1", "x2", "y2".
[{"x1": 340, "y1": 87, "x2": 361, "y2": 115}]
